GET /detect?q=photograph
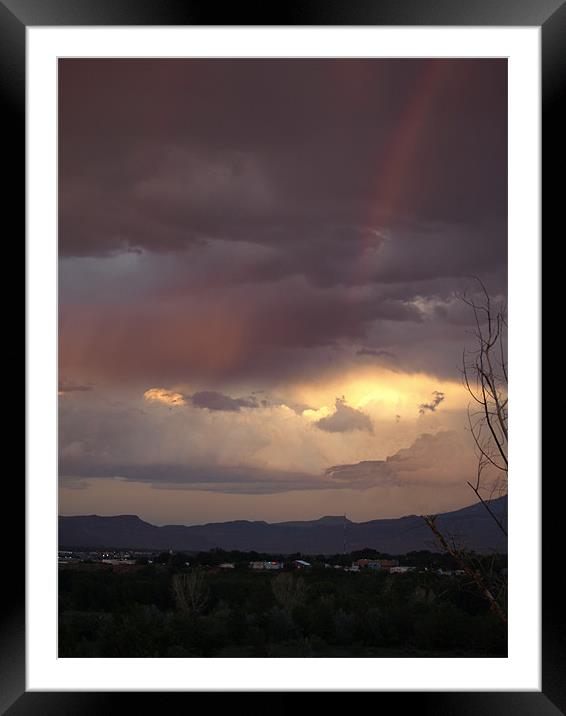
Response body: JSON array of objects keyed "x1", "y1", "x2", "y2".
[
  {"x1": 8, "y1": 0, "x2": 556, "y2": 706},
  {"x1": 57, "y1": 57, "x2": 510, "y2": 659}
]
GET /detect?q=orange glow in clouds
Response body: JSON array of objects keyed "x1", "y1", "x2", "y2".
[{"x1": 290, "y1": 366, "x2": 467, "y2": 419}]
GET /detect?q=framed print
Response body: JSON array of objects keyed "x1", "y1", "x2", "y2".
[{"x1": 9, "y1": 0, "x2": 557, "y2": 710}]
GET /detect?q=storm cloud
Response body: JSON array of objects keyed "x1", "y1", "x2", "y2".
[
  {"x1": 357, "y1": 348, "x2": 396, "y2": 359},
  {"x1": 58, "y1": 58, "x2": 507, "y2": 523},
  {"x1": 59, "y1": 60, "x2": 506, "y2": 262},
  {"x1": 59, "y1": 58, "x2": 506, "y2": 388}
]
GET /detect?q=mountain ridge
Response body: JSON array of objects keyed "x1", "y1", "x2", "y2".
[{"x1": 59, "y1": 495, "x2": 507, "y2": 555}]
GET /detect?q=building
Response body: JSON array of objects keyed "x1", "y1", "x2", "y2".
[
  {"x1": 354, "y1": 559, "x2": 382, "y2": 569},
  {"x1": 377, "y1": 559, "x2": 399, "y2": 570},
  {"x1": 249, "y1": 560, "x2": 284, "y2": 571},
  {"x1": 264, "y1": 561, "x2": 284, "y2": 570},
  {"x1": 354, "y1": 558, "x2": 400, "y2": 571},
  {"x1": 219, "y1": 562, "x2": 235, "y2": 569},
  {"x1": 366, "y1": 561, "x2": 382, "y2": 570},
  {"x1": 390, "y1": 566, "x2": 414, "y2": 574},
  {"x1": 293, "y1": 560, "x2": 311, "y2": 570}
]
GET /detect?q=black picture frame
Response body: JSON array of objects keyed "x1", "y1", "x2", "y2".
[{"x1": 8, "y1": 0, "x2": 556, "y2": 710}]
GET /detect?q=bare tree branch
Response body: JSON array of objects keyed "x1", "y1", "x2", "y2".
[
  {"x1": 424, "y1": 515, "x2": 506, "y2": 624},
  {"x1": 423, "y1": 278, "x2": 508, "y2": 622}
]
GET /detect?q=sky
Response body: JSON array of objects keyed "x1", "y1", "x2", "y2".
[{"x1": 58, "y1": 58, "x2": 507, "y2": 525}]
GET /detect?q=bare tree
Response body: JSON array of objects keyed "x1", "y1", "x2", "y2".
[
  {"x1": 461, "y1": 278, "x2": 508, "y2": 536},
  {"x1": 172, "y1": 571, "x2": 209, "y2": 616},
  {"x1": 423, "y1": 279, "x2": 508, "y2": 623}
]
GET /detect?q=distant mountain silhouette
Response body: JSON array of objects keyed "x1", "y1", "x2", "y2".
[{"x1": 59, "y1": 496, "x2": 507, "y2": 554}]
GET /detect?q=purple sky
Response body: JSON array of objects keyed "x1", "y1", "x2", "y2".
[{"x1": 58, "y1": 59, "x2": 507, "y2": 524}]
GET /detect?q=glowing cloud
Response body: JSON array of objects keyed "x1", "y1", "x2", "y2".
[{"x1": 143, "y1": 387, "x2": 187, "y2": 407}]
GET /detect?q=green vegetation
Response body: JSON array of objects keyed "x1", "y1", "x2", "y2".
[{"x1": 59, "y1": 550, "x2": 507, "y2": 658}]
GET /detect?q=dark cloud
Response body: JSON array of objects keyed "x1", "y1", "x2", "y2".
[
  {"x1": 58, "y1": 460, "x2": 328, "y2": 495},
  {"x1": 58, "y1": 381, "x2": 94, "y2": 394},
  {"x1": 315, "y1": 398, "x2": 373, "y2": 434},
  {"x1": 190, "y1": 390, "x2": 258, "y2": 412},
  {"x1": 58, "y1": 58, "x2": 507, "y2": 387},
  {"x1": 418, "y1": 391, "x2": 445, "y2": 415},
  {"x1": 142, "y1": 387, "x2": 261, "y2": 412},
  {"x1": 356, "y1": 347, "x2": 397, "y2": 359},
  {"x1": 59, "y1": 59, "x2": 506, "y2": 263},
  {"x1": 59, "y1": 276, "x2": 423, "y2": 385}
]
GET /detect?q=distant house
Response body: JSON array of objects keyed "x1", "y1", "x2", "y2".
[
  {"x1": 354, "y1": 558, "x2": 399, "y2": 571},
  {"x1": 264, "y1": 561, "x2": 284, "y2": 570},
  {"x1": 390, "y1": 566, "x2": 414, "y2": 574},
  {"x1": 377, "y1": 559, "x2": 399, "y2": 570},
  {"x1": 249, "y1": 560, "x2": 283, "y2": 571},
  {"x1": 219, "y1": 562, "x2": 235, "y2": 569},
  {"x1": 293, "y1": 560, "x2": 311, "y2": 570}
]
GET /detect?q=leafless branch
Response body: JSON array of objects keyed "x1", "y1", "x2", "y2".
[{"x1": 424, "y1": 515, "x2": 506, "y2": 624}]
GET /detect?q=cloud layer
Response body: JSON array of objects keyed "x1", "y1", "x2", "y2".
[
  {"x1": 59, "y1": 428, "x2": 478, "y2": 496},
  {"x1": 325, "y1": 431, "x2": 475, "y2": 489},
  {"x1": 59, "y1": 59, "x2": 507, "y2": 389}
]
